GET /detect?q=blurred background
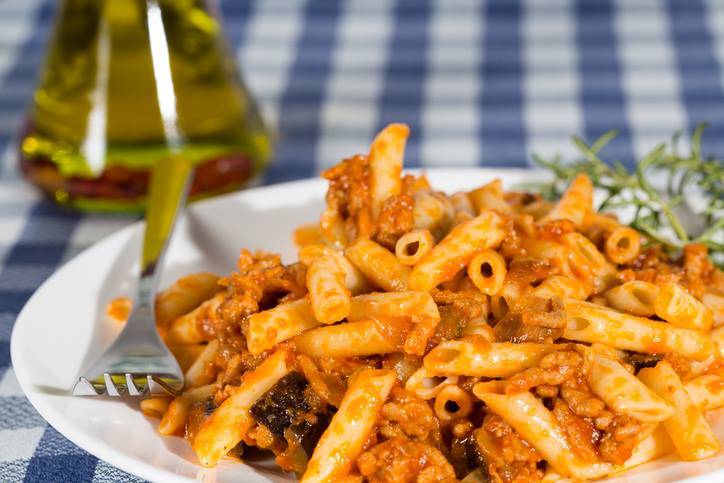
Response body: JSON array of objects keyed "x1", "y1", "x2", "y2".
[{"x1": 1, "y1": 0, "x2": 724, "y2": 480}]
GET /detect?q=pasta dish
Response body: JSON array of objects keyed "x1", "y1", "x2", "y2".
[{"x1": 114, "y1": 124, "x2": 724, "y2": 482}]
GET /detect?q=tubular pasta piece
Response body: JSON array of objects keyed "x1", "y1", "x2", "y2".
[
  {"x1": 345, "y1": 238, "x2": 410, "y2": 292},
  {"x1": 685, "y1": 374, "x2": 724, "y2": 411},
  {"x1": 473, "y1": 382, "x2": 613, "y2": 479},
  {"x1": 247, "y1": 297, "x2": 319, "y2": 355},
  {"x1": 369, "y1": 123, "x2": 408, "y2": 220},
  {"x1": 616, "y1": 425, "x2": 674, "y2": 473},
  {"x1": 166, "y1": 292, "x2": 224, "y2": 345},
  {"x1": 540, "y1": 173, "x2": 593, "y2": 227},
  {"x1": 156, "y1": 272, "x2": 221, "y2": 328},
  {"x1": 301, "y1": 369, "x2": 396, "y2": 483},
  {"x1": 348, "y1": 291, "x2": 440, "y2": 355},
  {"x1": 654, "y1": 282, "x2": 714, "y2": 332},
  {"x1": 413, "y1": 191, "x2": 455, "y2": 239},
  {"x1": 433, "y1": 385, "x2": 472, "y2": 421},
  {"x1": 563, "y1": 300, "x2": 716, "y2": 361},
  {"x1": 192, "y1": 347, "x2": 292, "y2": 467},
  {"x1": 184, "y1": 339, "x2": 219, "y2": 388},
  {"x1": 159, "y1": 384, "x2": 216, "y2": 436},
  {"x1": 468, "y1": 179, "x2": 513, "y2": 216},
  {"x1": 587, "y1": 352, "x2": 674, "y2": 422},
  {"x1": 638, "y1": 361, "x2": 720, "y2": 461},
  {"x1": 395, "y1": 229, "x2": 435, "y2": 266},
  {"x1": 140, "y1": 396, "x2": 171, "y2": 419},
  {"x1": 424, "y1": 340, "x2": 560, "y2": 377},
  {"x1": 467, "y1": 249, "x2": 507, "y2": 295},
  {"x1": 450, "y1": 191, "x2": 475, "y2": 215},
  {"x1": 409, "y1": 211, "x2": 507, "y2": 292},
  {"x1": 605, "y1": 281, "x2": 658, "y2": 317},
  {"x1": 320, "y1": 206, "x2": 349, "y2": 249},
  {"x1": 293, "y1": 318, "x2": 409, "y2": 358},
  {"x1": 560, "y1": 232, "x2": 616, "y2": 293},
  {"x1": 532, "y1": 276, "x2": 589, "y2": 300},
  {"x1": 404, "y1": 367, "x2": 459, "y2": 400},
  {"x1": 299, "y1": 244, "x2": 371, "y2": 295},
  {"x1": 307, "y1": 253, "x2": 351, "y2": 324},
  {"x1": 711, "y1": 326, "x2": 724, "y2": 357},
  {"x1": 703, "y1": 289, "x2": 724, "y2": 327},
  {"x1": 605, "y1": 226, "x2": 641, "y2": 264}
]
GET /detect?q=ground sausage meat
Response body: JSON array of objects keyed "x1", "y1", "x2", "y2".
[
  {"x1": 357, "y1": 438, "x2": 456, "y2": 483},
  {"x1": 377, "y1": 388, "x2": 441, "y2": 446}
]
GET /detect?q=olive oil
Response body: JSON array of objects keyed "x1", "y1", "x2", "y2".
[{"x1": 21, "y1": 0, "x2": 271, "y2": 210}]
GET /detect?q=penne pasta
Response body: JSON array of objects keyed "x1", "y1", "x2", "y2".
[
  {"x1": 184, "y1": 339, "x2": 219, "y2": 388},
  {"x1": 409, "y1": 211, "x2": 507, "y2": 291},
  {"x1": 685, "y1": 374, "x2": 724, "y2": 411},
  {"x1": 404, "y1": 367, "x2": 459, "y2": 400},
  {"x1": 246, "y1": 297, "x2": 319, "y2": 355},
  {"x1": 302, "y1": 369, "x2": 396, "y2": 483},
  {"x1": 450, "y1": 191, "x2": 475, "y2": 216},
  {"x1": 348, "y1": 291, "x2": 439, "y2": 355},
  {"x1": 564, "y1": 300, "x2": 716, "y2": 361},
  {"x1": 560, "y1": 232, "x2": 616, "y2": 294},
  {"x1": 473, "y1": 381, "x2": 613, "y2": 479},
  {"x1": 587, "y1": 351, "x2": 674, "y2": 422},
  {"x1": 605, "y1": 280, "x2": 658, "y2": 317},
  {"x1": 307, "y1": 253, "x2": 351, "y2": 324},
  {"x1": 156, "y1": 272, "x2": 221, "y2": 328},
  {"x1": 299, "y1": 244, "x2": 370, "y2": 295},
  {"x1": 604, "y1": 226, "x2": 641, "y2": 264},
  {"x1": 433, "y1": 385, "x2": 472, "y2": 421},
  {"x1": 616, "y1": 425, "x2": 674, "y2": 473},
  {"x1": 166, "y1": 292, "x2": 223, "y2": 345},
  {"x1": 469, "y1": 179, "x2": 513, "y2": 216},
  {"x1": 369, "y1": 123, "x2": 408, "y2": 220},
  {"x1": 638, "y1": 361, "x2": 720, "y2": 461},
  {"x1": 158, "y1": 384, "x2": 216, "y2": 436},
  {"x1": 192, "y1": 347, "x2": 292, "y2": 467},
  {"x1": 654, "y1": 282, "x2": 714, "y2": 332},
  {"x1": 140, "y1": 396, "x2": 171, "y2": 419},
  {"x1": 424, "y1": 340, "x2": 560, "y2": 377},
  {"x1": 532, "y1": 275, "x2": 589, "y2": 300},
  {"x1": 320, "y1": 205, "x2": 349, "y2": 249},
  {"x1": 345, "y1": 238, "x2": 410, "y2": 292},
  {"x1": 467, "y1": 249, "x2": 506, "y2": 295},
  {"x1": 294, "y1": 318, "x2": 410, "y2": 358},
  {"x1": 412, "y1": 191, "x2": 454, "y2": 240},
  {"x1": 540, "y1": 173, "x2": 593, "y2": 227},
  {"x1": 703, "y1": 289, "x2": 724, "y2": 327},
  {"x1": 395, "y1": 229, "x2": 435, "y2": 266}
]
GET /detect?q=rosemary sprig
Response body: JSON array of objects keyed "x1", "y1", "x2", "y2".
[{"x1": 532, "y1": 125, "x2": 724, "y2": 265}]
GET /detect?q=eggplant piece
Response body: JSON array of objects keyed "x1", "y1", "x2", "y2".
[
  {"x1": 451, "y1": 434, "x2": 491, "y2": 480},
  {"x1": 250, "y1": 372, "x2": 310, "y2": 438},
  {"x1": 624, "y1": 352, "x2": 662, "y2": 373},
  {"x1": 288, "y1": 412, "x2": 332, "y2": 456}
]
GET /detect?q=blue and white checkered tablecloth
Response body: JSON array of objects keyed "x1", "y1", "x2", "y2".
[{"x1": 1, "y1": 0, "x2": 724, "y2": 481}]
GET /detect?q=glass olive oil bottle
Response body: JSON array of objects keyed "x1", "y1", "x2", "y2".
[{"x1": 20, "y1": 0, "x2": 271, "y2": 211}]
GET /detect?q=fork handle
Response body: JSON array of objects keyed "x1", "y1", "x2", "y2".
[{"x1": 138, "y1": 156, "x2": 193, "y2": 306}]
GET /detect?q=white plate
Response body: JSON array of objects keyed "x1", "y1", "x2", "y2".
[{"x1": 11, "y1": 169, "x2": 724, "y2": 482}]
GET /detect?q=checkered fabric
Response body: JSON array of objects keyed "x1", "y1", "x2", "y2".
[{"x1": 1, "y1": 0, "x2": 724, "y2": 481}]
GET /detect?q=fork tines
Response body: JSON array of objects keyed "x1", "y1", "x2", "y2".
[{"x1": 72, "y1": 374, "x2": 180, "y2": 397}]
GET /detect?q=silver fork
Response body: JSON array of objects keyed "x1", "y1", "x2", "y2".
[{"x1": 73, "y1": 157, "x2": 193, "y2": 397}]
